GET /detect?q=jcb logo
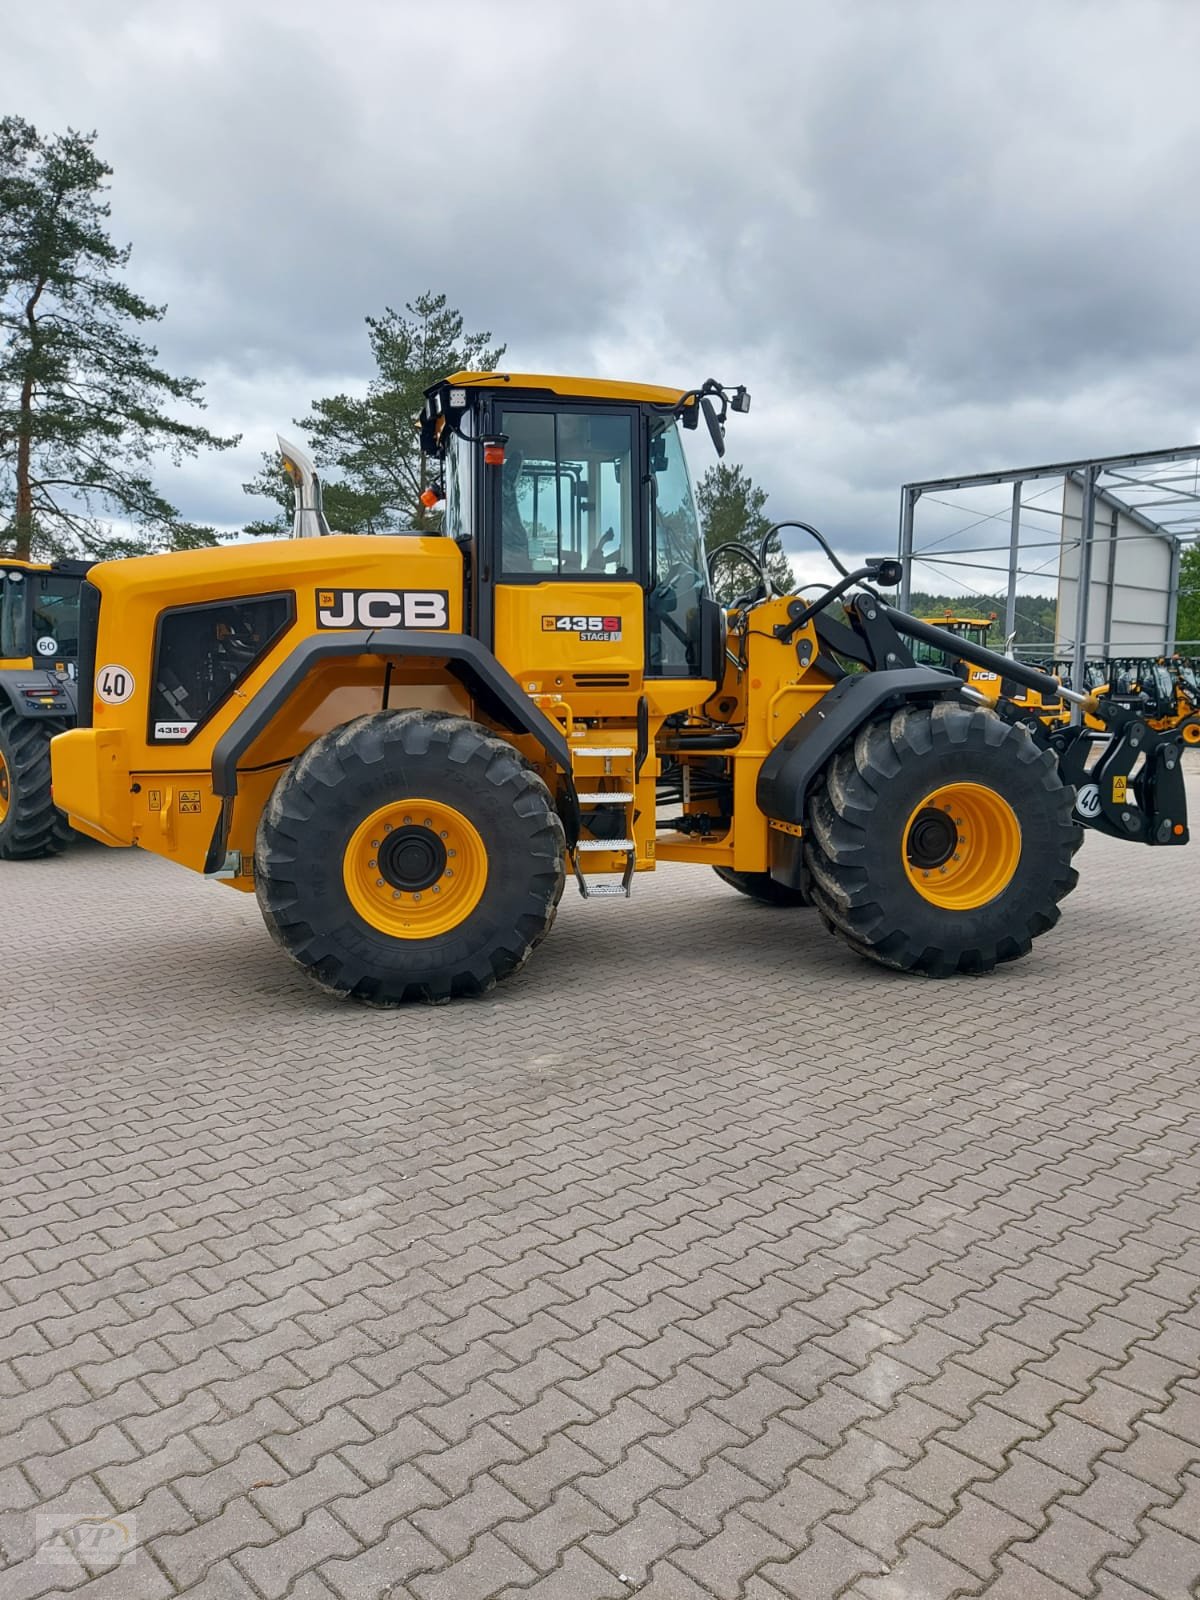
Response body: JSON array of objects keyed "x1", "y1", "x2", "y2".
[{"x1": 315, "y1": 589, "x2": 450, "y2": 630}]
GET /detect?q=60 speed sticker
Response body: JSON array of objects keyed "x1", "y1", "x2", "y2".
[{"x1": 96, "y1": 664, "x2": 135, "y2": 705}]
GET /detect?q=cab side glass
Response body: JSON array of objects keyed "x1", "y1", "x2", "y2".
[
  {"x1": 498, "y1": 410, "x2": 634, "y2": 577},
  {"x1": 31, "y1": 576, "x2": 81, "y2": 658},
  {"x1": 647, "y1": 419, "x2": 708, "y2": 676},
  {"x1": 0, "y1": 572, "x2": 28, "y2": 660}
]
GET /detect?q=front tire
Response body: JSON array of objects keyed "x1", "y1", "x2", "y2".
[
  {"x1": 0, "y1": 707, "x2": 74, "y2": 861},
  {"x1": 804, "y1": 702, "x2": 1081, "y2": 976},
  {"x1": 712, "y1": 867, "x2": 810, "y2": 906},
  {"x1": 255, "y1": 711, "x2": 566, "y2": 1004}
]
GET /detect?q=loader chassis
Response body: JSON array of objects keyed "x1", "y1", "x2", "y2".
[
  {"x1": 49, "y1": 372, "x2": 1190, "y2": 1002},
  {"x1": 0, "y1": 560, "x2": 89, "y2": 859}
]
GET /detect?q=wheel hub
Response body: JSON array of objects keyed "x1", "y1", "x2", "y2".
[
  {"x1": 906, "y1": 807, "x2": 958, "y2": 871},
  {"x1": 902, "y1": 781, "x2": 1022, "y2": 911},
  {"x1": 341, "y1": 797, "x2": 488, "y2": 940},
  {"x1": 377, "y1": 825, "x2": 447, "y2": 893}
]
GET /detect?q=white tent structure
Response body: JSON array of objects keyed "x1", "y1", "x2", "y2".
[{"x1": 898, "y1": 445, "x2": 1200, "y2": 684}]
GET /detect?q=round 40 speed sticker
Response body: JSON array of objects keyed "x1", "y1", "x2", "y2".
[
  {"x1": 1074, "y1": 782, "x2": 1101, "y2": 820},
  {"x1": 96, "y1": 664, "x2": 136, "y2": 705}
]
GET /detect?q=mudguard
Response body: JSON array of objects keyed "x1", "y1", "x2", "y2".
[
  {"x1": 756, "y1": 666, "x2": 962, "y2": 825},
  {"x1": 204, "y1": 628, "x2": 578, "y2": 873}
]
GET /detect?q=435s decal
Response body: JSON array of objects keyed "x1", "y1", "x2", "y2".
[{"x1": 542, "y1": 613, "x2": 623, "y2": 642}]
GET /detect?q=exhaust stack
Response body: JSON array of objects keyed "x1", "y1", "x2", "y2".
[{"x1": 278, "y1": 436, "x2": 332, "y2": 539}]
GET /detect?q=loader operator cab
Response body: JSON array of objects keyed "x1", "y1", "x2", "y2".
[
  {"x1": 0, "y1": 561, "x2": 90, "y2": 672},
  {"x1": 0, "y1": 558, "x2": 91, "y2": 862},
  {"x1": 425, "y1": 373, "x2": 727, "y2": 684}
]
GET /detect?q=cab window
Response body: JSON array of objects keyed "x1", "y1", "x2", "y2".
[
  {"x1": 30, "y1": 575, "x2": 81, "y2": 659},
  {"x1": 647, "y1": 417, "x2": 708, "y2": 674},
  {"x1": 497, "y1": 409, "x2": 634, "y2": 577},
  {"x1": 0, "y1": 571, "x2": 27, "y2": 659},
  {"x1": 443, "y1": 430, "x2": 473, "y2": 544}
]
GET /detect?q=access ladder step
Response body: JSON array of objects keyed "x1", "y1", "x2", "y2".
[
  {"x1": 584, "y1": 883, "x2": 629, "y2": 897},
  {"x1": 576, "y1": 791, "x2": 634, "y2": 803},
  {"x1": 572, "y1": 746, "x2": 634, "y2": 758},
  {"x1": 575, "y1": 838, "x2": 635, "y2": 851}
]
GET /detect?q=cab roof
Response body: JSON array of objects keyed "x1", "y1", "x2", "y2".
[{"x1": 440, "y1": 371, "x2": 691, "y2": 407}]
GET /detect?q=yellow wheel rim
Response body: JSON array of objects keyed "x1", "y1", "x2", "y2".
[
  {"x1": 903, "y1": 781, "x2": 1022, "y2": 911},
  {"x1": 1183, "y1": 721, "x2": 1200, "y2": 746},
  {"x1": 0, "y1": 749, "x2": 9, "y2": 825},
  {"x1": 342, "y1": 797, "x2": 487, "y2": 939}
]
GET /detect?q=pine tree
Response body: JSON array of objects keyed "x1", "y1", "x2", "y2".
[
  {"x1": 0, "y1": 117, "x2": 238, "y2": 559},
  {"x1": 696, "y1": 461, "x2": 794, "y2": 603},
  {"x1": 243, "y1": 293, "x2": 503, "y2": 535}
]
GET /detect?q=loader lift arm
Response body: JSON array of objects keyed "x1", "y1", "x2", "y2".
[{"x1": 790, "y1": 582, "x2": 1190, "y2": 850}]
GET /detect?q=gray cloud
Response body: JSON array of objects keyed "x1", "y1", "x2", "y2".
[{"x1": 9, "y1": 0, "x2": 1200, "y2": 578}]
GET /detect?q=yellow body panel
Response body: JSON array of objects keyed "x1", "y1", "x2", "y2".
[
  {"x1": 52, "y1": 536, "x2": 467, "y2": 877},
  {"x1": 656, "y1": 597, "x2": 835, "y2": 873}
]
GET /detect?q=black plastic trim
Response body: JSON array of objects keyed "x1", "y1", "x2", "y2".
[
  {"x1": 76, "y1": 580, "x2": 101, "y2": 728},
  {"x1": 204, "y1": 629, "x2": 577, "y2": 876},
  {"x1": 0, "y1": 669, "x2": 79, "y2": 721},
  {"x1": 210, "y1": 628, "x2": 573, "y2": 799},
  {"x1": 148, "y1": 591, "x2": 296, "y2": 747},
  {"x1": 756, "y1": 667, "x2": 962, "y2": 823}
]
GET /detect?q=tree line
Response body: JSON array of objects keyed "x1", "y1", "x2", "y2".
[{"x1": 2, "y1": 117, "x2": 1197, "y2": 643}]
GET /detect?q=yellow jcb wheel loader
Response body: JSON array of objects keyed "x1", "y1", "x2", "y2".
[
  {"x1": 0, "y1": 558, "x2": 91, "y2": 859},
  {"x1": 49, "y1": 374, "x2": 1191, "y2": 1002}
]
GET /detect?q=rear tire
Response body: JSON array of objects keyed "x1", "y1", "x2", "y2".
[
  {"x1": 0, "y1": 707, "x2": 74, "y2": 860},
  {"x1": 804, "y1": 702, "x2": 1081, "y2": 976},
  {"x1": 255, "y1": 711, "x2": 566, "y2": 1004},
  {"x1": 712, "y1": 867, "x2": 810, "y2": 907}
]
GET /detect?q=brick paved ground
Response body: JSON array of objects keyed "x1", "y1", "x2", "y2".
[{"x1": 2, "y1": 758, "x2": 1199, "y2": 1600}]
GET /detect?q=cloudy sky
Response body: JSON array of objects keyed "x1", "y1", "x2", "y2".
[{"x1": 9, "y1": 0, "x2": 1200, "y2": 589}]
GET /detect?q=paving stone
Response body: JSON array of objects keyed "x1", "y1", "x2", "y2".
[
  {"x1": 150, "y1": 1499, "x2": 277, "y2": 1590},
  {"x1": 1105, "y1": 1521, "x2": 1200, "y2": 1597},
  {"x1": 6, "y1": 824, "x2": 1200, "y2": 1600},
  {"x1": 408, "y1": 1532, "x2": 536, "y2": 1600},
  {"x1": 759, "y1": 1525, "x2": 887, "y2": 1597},
  {"x1": 493, "y1": 1484, "x2": 614, "y2": 1573},
  {"x1": 1011, "y1": 1502, "x2": 1133, "y2": 1593},
  {"x1": 232, "y1": 1508, "x2": 359, "y2": 1598}
]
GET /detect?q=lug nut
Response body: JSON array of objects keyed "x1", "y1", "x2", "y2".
[
  {"x1": 376, "y1": 878, "x2": 384, "y2": 887},
  {"x1": 368, "y1": 858, "x2": 376, "y2": 868},
  {"x1": 445, "y1": 868, "x2": 454, "y2": 878}
]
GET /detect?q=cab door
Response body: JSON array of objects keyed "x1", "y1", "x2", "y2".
[{"x1": 486, "y1": 403, "x2": 645, "y2": 693}]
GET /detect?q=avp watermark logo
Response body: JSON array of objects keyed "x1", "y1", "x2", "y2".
[{"x1": 35, "y1": 1511, "x2": 137, "y2": 1567}]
